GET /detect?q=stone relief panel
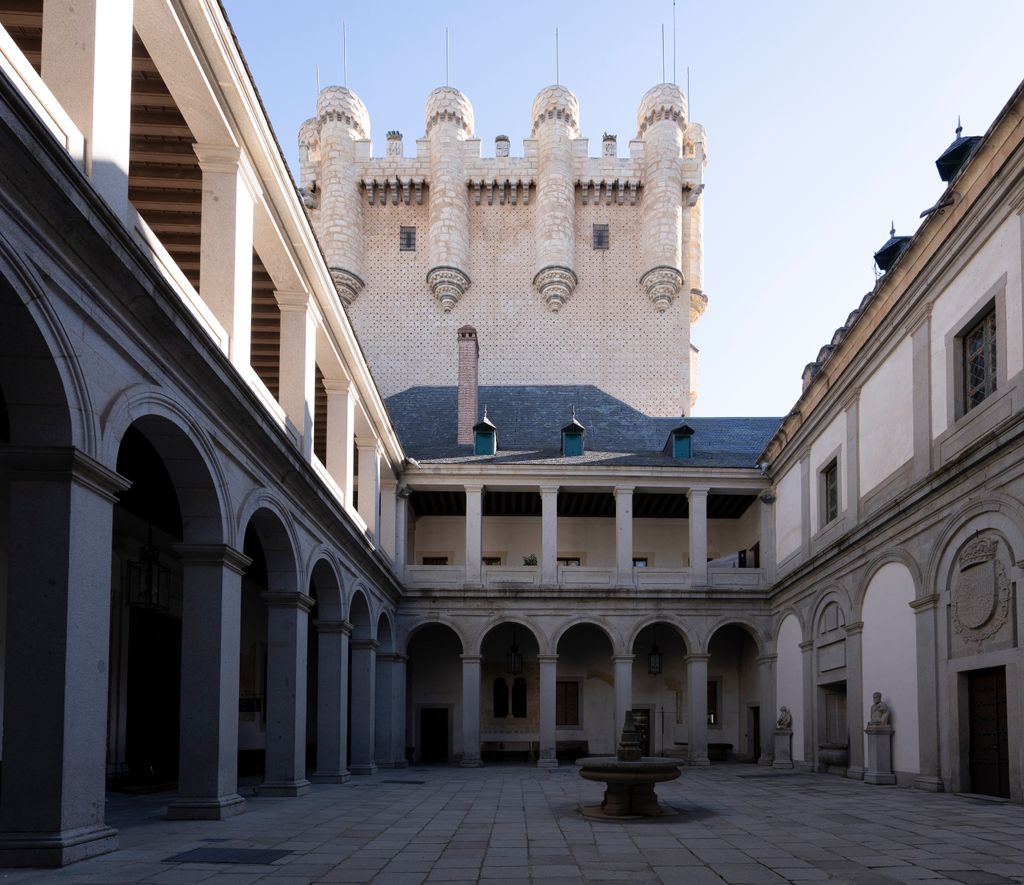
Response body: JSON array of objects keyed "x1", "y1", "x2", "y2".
[{"x1": 948, "y1": 534, "x2": 1015, "y2": 657}]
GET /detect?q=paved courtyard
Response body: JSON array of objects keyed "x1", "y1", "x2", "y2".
[{"x1": 1, "y1": 765, "x2": 1022, "y2": 885}]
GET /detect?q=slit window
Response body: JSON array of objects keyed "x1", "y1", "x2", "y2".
[
  {"x1": 592, "y1": 223, "x2": 610, "y2": 250},
  {"x1": 399, "y1": 226, "x2": 416, "y2": 251}
]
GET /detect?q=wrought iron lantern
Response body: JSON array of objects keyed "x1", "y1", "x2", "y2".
[
  {"x1": 647, "y1": 626, "x2": 662, "y2": 675},
  {"x1": 126, "y1": 526, "x2": 170, "y2": 612},
  {"x1": 507, "y1": 626, "x2": 523, "y2": 676}
]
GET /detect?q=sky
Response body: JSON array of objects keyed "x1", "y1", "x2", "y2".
[{"x1": 224, "y1": 1, "x2": 1024, "y2": 418}]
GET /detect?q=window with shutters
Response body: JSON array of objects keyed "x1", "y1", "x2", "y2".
[{"x1": 555, "y1": 680, "x2": 579, "y2": 726}]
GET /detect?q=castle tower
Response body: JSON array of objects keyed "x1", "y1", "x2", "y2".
[
  {"x1": 531, "y1": 85, "x2": 579, "y2": 312},
  {"x1": 424, "y1": 87, "x2": 474, "y2": 311},
  {"x1": 315, "y1": 86, "x2": 370, "y2": 305}
]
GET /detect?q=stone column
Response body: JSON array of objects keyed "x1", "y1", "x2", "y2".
[
  {"x1": 41, "y1": 0, "x2": 132, "y2": 218},
  {"x1": 461, "y1": 655, "x2": 482, "y2": 766},
  {"x1": 464, "y1": 483, "x2": 483, "y2": 588},
  {"x1": 758, "y1": 492, "x2": 776, "y2": 585},
  {"x1": 688, "y1": 486, "x2": 709, "y2": 585},
  {"x1": 260, "y1": 591, "x2": 314, "y2": 796},
  {"x1": 613, "y1": 655, "x2": 634, "y2": 739},
  {"x1": 349, "y1": 638, "x2": 378, "y2": 774},
  {"x1": 379, "y1": 478, "x2": 398, "y2": 561},
  {"x1": 168, "y1": 545, "x2": 249, "y2": 821},
  {"x1": 757, "y1": 654, "x2": 777, "y2": 765},
  {"x1": 538, "y1": 654, "x2": 559, "y2": 768},
  {"x1": 395, "y1": 492, "x2": 409, "y2": 574},
  {"x1": 911, "y1": 594, "x2": 943, "y2": 791},
  {"x1": 375, "y1": 651, "x2": 395, "y2": 767},
  {"x1": 276, "y1": 290, "x2": 317, "y2": 459},
  {"x1": 390, "y1": 654, "x2": 409, "y2": 768},
  {"x1": 193, "y1": 144, "x2": 261, "y2": 369},
  {"x1": 324, "y1": 379, "x2": 356, "y2": 505},
  {"x1": 539, "y1": 485, "x2": 559, "y2": 586},
  {"x1": 845, "y1": 621, "x2": 865, "y2": 779},
  {"x1": 615, "y1": 485, "x2": 635, "y2": 588},
  {"x1": 312, "y1": 619, "x2": 351, "y2": 783},
  {"x1": 686, "y1": 653, "x2": 710, "y2": 766},
  {"x1": 357, "y1": 442, "x2": 381, "y2": 542},
  {"x1": 0, "y1": 450, "x2": 127, "y2": 866},
  {"x1": 799, "y1": 639, "x2": 815, "y2": 770}
]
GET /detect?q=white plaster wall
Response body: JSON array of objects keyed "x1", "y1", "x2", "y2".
[
  {"x1": 859, "y1": 337, "x2": 914, "y2": 494},
  {"x1": 630, "y1": 626, "x2": 689, "y2": 754},
  {"x1": 557, "y1": 626, "x2": 615, "y2": 754},
  {"x1": 809, "y1": 411, "x2": 846, "y2": 534},
  {"x1": 775, "y1": 463, "x2": 802, "y2": 562},
  {"x1": 407, "y1": 627, "x2": 463, "y2": 760},
  {"x1": 930, "y1": 215, "x2": 1023, "y2": 437},
  {"x1": 708, "y1": 627, "x2": 759, "y2": 757},
  {"x1": 861, "y1": 562, "x2": 919, "y2": 774},
  {"x1": 775, "y1": 614, "x2": 804, "y2": 761}
]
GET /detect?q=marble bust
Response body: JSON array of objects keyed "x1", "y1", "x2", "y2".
[{"x1": 868, "y1": 692, "x2": 890, "y2": 727}]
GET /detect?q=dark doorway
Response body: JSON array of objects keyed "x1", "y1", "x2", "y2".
[
  {"x1": 750, "y1": 706, "x2": 761, "y2": 762},
  {"x1": 631, "y1": 709, "x2": 651, "y2": 755},
  {"x1": 968, "y1": 667, "x2": 1009, "y2": 798},
  {"x1": 420, "y1": 708, "x2": 449, "y2": 763}
]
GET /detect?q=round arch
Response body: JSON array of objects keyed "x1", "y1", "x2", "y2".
[
  {"x1": 400, "y1": 618, "x2": 468, "y2": 655},
  {"x1": 854, "y1": 548, "x2": 924, "y2": 618},
  {"x1": 347, "y1": 586, "x2": 373, "y2": 640},
  {"x1": 473, "y1": 615, "x2": 547, "y2": 657},
  {"x1": 625, "y1": 617, "x2": 695, "y2": 654},
  {"x1": 701, "y1": 616, "x2": 769, "y2": 656},
  {"x1": 551, "y1": 617, "x2": 620, "y2": 654},
  {"x1": 809, "y1": 584, "x2": 854, "y2": 636},
  {"x1": 772, "y1": 605, "x2": 808, "y2": 644},
  {"x1": 307, "y1": 552, "x2": 344, "y2": 619},
  {"x1": 376, "y1": 610, "x2": 395, "y2": 653}
]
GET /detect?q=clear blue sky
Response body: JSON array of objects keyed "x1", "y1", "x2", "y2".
[{"x1": 225, "y1": 1, "x2": 1024, "y2": 418}]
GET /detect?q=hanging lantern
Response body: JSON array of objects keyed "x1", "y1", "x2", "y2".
[
  {"x1": 647, "y1": 626, "x2": 662, "y2": 675},
  {"x1": 126, "y1": 526, "x2": 170, "y2": 612},
  {"x1": 507, "y1": 626, "x2": 523, "y2": 675}
]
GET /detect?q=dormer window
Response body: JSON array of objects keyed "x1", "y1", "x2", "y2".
[
  {"x1": 473, "y1": 410, "x2": 497, "y2": 456},
  {"x1": 561, "y1": 410, "x2": 585, "y2": 457},
  {"x1": 666, "y1": 423, "x2": 694, "y2": 460}
]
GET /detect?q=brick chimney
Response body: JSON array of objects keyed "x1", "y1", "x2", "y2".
[{"x1": 457, "y1": 326, "x2": 479, "y2": 444}]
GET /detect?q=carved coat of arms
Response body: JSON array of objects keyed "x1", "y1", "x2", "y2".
[{"x1": 951, "y1": 536, "x2": 1011, "y2": 643}]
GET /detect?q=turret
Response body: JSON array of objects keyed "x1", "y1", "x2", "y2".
[
  {"x1": 315, "y1": 86, "x2": 370, "y2": 306},
  {"x1": 531, "y1": 85, "x2": 579, "y2": 312},
  {"x1": 425, "y1": 87, "x2": 474, "y2": 312}
]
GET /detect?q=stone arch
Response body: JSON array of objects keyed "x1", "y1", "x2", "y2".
[
  {"x1": 241, "y1": 502, "x2": 300, "y2": 595},
  {"x1": 347, "y1": 585, "x2": 374, "y2": 640},
  {"x1": 376, "y1": 610, "x2": 395, "y2": 654},
  {"x1": 399, "y1": 617, "x2": 469, "y2": 655},
  {"x1": 772, "y1": 605, "x2": 808, "y2": 643},
  {"x1": 551, "y1": 617, "x2": 620, "y2": 654},
  {"x1": 625, "y1": 617, "x2": 694, "y2": 654},
  {"x1": 472, "y1": 614, "x2": 547, "y2": 656},
  {"x1": 854, "y1": 548, "x2": 924, "y2": 618},
  {"x1": 701, "y1": 616, "x2": 769, "y2": 656},
  {"x1": 810, "y1": 585, "x2": 853, "y2": 636},
  {"x1": 306, "y1": 550, "x2": 344, "y2": 620}
]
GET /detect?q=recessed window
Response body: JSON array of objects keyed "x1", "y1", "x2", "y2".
[
  {"x1": 821, "y1": 458, "x2": 839, "y2": 525},
  {"x1": 556, "y1": 681, "x2": 579, "y2": 726},
  {"x1": 399, "y1": 226, "x2": 416, "y2": 251},
  {"x1": 557, "y1": 556, "x2": 581, "y2": 567},
  {"x1": 482, "y1": 555, "x2": 502, "y2": 566},
  {"x1": 421, "y1": 555, "x2": 448, "y2": 565},
  {"x1": 964, "y1": 308, "x2": 997, "y2": 411},
  {"x1": 632, "y1": 557, "x2": 649, "y2": 568},
  {"x1": 592, "y1": 223, "x2": 609, "y2": 250}
]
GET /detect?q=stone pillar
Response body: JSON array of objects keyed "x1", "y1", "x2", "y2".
[
  {"x1": 315, "y1": 86, "x2": 369, "y2": 305},
  {"x1": 686, "y1": 653, "x2": 710, "y2": 766},
  {"x1": 911, "y1": 594, "x2": 943, "y2": 791},
  {"x1": 395, "y1": 492, "x2": 409, "y2": 574},
  {"x1": 613, "y1": 655, "x2": 634, "y2": 739},
  {"x1": 390, "y1": 654, "x2": 409, "y2": 768},
  {"x1": 460, "y1": 655, "x2": 482, "y2": 766},
  {"x1": 168, "y1": 545, "x2": 249, "y2": 821},
  {"x1": 41, "y1": 0, "x2": 132, "y2": 218},
  {"x1": 688, "y1": 486, "x2": 709, "y2": 585},
  {"x1": 615, "y1": 485, "x2": 634, "y2": 588},
  {"x1": 375, "y1": 651, "x2": 395, "y2": 767},
  {"x1": 757, "y1": 654, "x2": 777, "y2": 765},
  {"x1": 379, "y1": 478, "x2": 398, "y2": 560},
  {"x1": 532, "y1": 85, "x2": 579, "y2": 311},
  {"x1": 540, "y1": 484, "x2": 559, "y2": 587},
  {"x1": 0, "y1": 450, "x2": 127, "y2": 866},
  {"x1": 324, "y1": 379, "x2": 356, "y2": 505},
  {"x1": 349, "y1": 638, "x2": 378, "y2": 774},
  {"x1": 773, "y1": 729, "x2": 794, "y2": 769},
  {"x1": 193, "y1": 144, "x2": 261, "y2": 369},
  {"x1": 465, "y1": 483, "x2": 483, "y2": 588},
  {"x1": 637, "y1": 83, "x2": 685, "y2": 314},
  {"x1": 682, "y1": 120, "x2": 708, "y2": 328},
  {"x1": 758, "y1": 492, "x2": 776, "y2": 585},
  {"x1": 276, "y1": 290, "x2": 317, "y2": 459},
  {"x1": 845, "y1": 621, "x2": 865, "y2": 779},
  {"x1": 538, "y1": 654, "x2": 558, "y2": 768},
  {"x1": 260, "y1": 591, "x2": 314, "y2": 796},
  {"x1": 425, "y1": 87, "x2": 474, "y2": 310},
  {"x1": 312, "y1": 619, "x2": 351, "y2": 783},
  {"x1": 357, "y1": 442, "x2": 381, "y2": 542},
  {"x1": 799, "y1": 640, "x2": 815, "y2": 769}
]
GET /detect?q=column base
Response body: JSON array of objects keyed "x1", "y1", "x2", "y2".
[
  {"x1": 349, "y1": 763, "x2": 378, "y2": 775},
  {"x1": 311, "y1": 771, "x2": 351, "y2": 784},
  {"x1": 688, "y1": 757, "x2": 710, "y2": 768},
  {"x1": 772, "y1": 760, "x2": 794, "y2": 770},
  {"x1": 258, "y1": 779, "x2": 311, "y2": 797},
  {"x1": 757, "y1": 755, "x2": 773, "y2": 766},
  {"x1": 537, "y1": 758, "x2": 559, "y2": 769},
  {"x1": 0, "y1": 824, "x2": 118, "y2": 868},
  {"x1": 845, "y1": 766, "x2": 866, "y2": 781},
  {"x1": 913, "y1": 775, "x2": 944, "y2": 792},
  {"x1": 459, "y1": 757, "x2": 482, "y2": 768},
  {"x1": 167, "y1": 794, "x2": 245, "y2": 821},
  {"x1": 864, "y1": 772, "x2": 897, "y2": 786}
]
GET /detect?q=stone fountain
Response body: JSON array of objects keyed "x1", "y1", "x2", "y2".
[{"x1": 576, "y1": 712, "x2": 682, "y2": 818}]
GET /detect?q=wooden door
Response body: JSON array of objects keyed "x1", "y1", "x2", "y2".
[
  {"x1": 968, "y1": 668, "x2": 1009, "y2": 798},
  {"x1": 420, "y1": 708, "x2": 449, "y2": 763}
]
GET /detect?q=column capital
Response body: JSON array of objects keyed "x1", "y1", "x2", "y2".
[
  {"x1": 464, "y1": 483, "x2": 484, "y2": 494},
  {"x1": 460, "y1": 654, "x2": 483, "y2": 664},
  {"x1": 539, "y1": 484, "x2": 560, "y2": 496},
  {"x1": 614, "y1": 484, "x2": 635, "y2": 496},
  {"x1": 193, "y1": 143, "x2": 262, "y2": 200},
  {"x1": 799, "y1": 639, "x2": 814, "y2": 652},
  {"x1": 757, "y1": 653, "x2": 778, "y2": 665},
  {"x1": 844, "y1": 621, "x2": 864, "y2": 636},
  {"x1": 685, "y1": 653, "x2": 710, "y2": 663},
  {"x1": 356, "y1": 439, "x2": 383, "y2": 456},
  {"x1": 909, "y1": 593, "x2": 941, "y2": 612},
  {"x1": 323, "y1": 377, "x2": 357, "y2": 399},
  {"x1": 687, "y1": 485, "x2": 711, "y2": 498},
  {"x1": 611, "y1": 654, "x2": 635, "y2": 664},
  {"x1": 537, "y1": 654, "x2": 559, "y2": 663},
  {"x1": 174, "y1": 543, "x2": 251, "y2": 575},
  {"x1": 314, "y1": 619, "x2": 352, "y2": 635},
  {"x1": 2, "y1": 446, "x2": 131, "y2": 502},
  {"x1": 274, "y1": 289, "x2": 314, "y2": 312},
  {"x1": 262, "y1": 590, "x2": 315, "y2": 612},
  {"x1": 350, "y1": 638, "x2": 379, "y2": 651}
]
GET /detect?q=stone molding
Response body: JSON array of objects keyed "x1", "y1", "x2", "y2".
[
  {"x1": 350, "y1": 638, "x2": 379, "y2": 651},
  {"x1": 262, "y1": 590, "x2": 315, "y2": 613},
  {"x1": 329, "y1": 266, "x2": 365, "y2": 306},
  {"x1": 427, "y1": 265, "x2": 470, "y2": 312},
  {"x1": 533, "y1": 264, "x2": 578, "y2": 312},
  {"x1": 173, "y1": 544, "x2": 252, "y2": 575},
  {"x1": 640, "y1": 265, "x2": 684, "y2": 312},
  {"x1": 314, "y1": 619, "x2": 353, "y2": 636},
  {"x1": 2, "y1": 446, "x2": 130, "y2": 503}
]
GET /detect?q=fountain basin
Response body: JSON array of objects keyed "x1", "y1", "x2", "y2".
[{"x1": 576, "y1": 756, "x2": 682, "y2": 818}]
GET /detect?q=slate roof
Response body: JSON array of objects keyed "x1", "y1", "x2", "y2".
[{"x1": 385, "y1": 385, "x2": 781, "y2": 468}]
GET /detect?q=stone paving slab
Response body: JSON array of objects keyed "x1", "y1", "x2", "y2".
[{"x1": 1, "y1": 766, "x2": 1023, "y2": 884}]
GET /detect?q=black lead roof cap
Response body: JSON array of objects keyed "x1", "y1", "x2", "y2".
[
  {"x1": 936, "y1": 121, "x2": 982, "y2": 183},
  {"x1": 874, "y1": 223, "x2": 912, "y2": 273}
]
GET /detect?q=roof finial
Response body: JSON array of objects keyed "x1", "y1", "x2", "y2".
[
  {"x1": 956, "y1": 115, "x2": 963, "y2": 138},
  {"x1": 890, "y1": 220, "x2": 895, "y2": 238},
  {"x1": 571, "y1": 404, "x2": 577, "y2": 421},
  {"x1": 483, "y1": 403, "x2": 488, "y2": 419}
]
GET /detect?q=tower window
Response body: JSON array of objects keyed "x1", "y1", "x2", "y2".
[
  {"x1": 821, "y1": 459, "x2": 839, "y2": 526},
  {"x1": 963, "y1": 308, "x2": 997, "y2": 411},
  {"x1": 592, "y1": 223, "x2": 609, "y2": 250},
  {"x1": 399, "y1": 226, "x2": 416, "y2": 251}
]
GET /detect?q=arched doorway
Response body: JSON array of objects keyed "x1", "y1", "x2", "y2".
[
  {"x1": 707, "y1": 623, "x2": 763, "y2": 762},
  {"x1": 406, "y1": 623, "x2": 463, "y2": 763},
  {"x1": 375, "y1": 612, "x2": 404, "y2": 767},
  {"x1": 479, "y1": 622, "x2": 541, "y2": 762},
  {"x1": 555, "y1": 623, "x2": 615, "y2": 757},
  {"x1": 307, "y1": 558, "x2": 347, "y2": 782},
  {"x1": 348, "y1": 591, "x2": 375, "y2": 774},
  {"x1": 630, "y1": 622, "x2": 688, "y2": 756}
]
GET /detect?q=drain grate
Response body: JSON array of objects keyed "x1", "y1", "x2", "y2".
[
  {"x1": 164, "y1": 848, "x2": 292, "y2": 865},
  {"x1": 382, "y1": 779, "x2": 426, "y2": 785}
]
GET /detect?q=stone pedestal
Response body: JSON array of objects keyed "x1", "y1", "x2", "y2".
[
  {"x1": 864, "y1": 724, "x2": 896, "y2": 785},
  {"x1": 772, "y1": 728, "x2": 793, "y2": 769}
]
